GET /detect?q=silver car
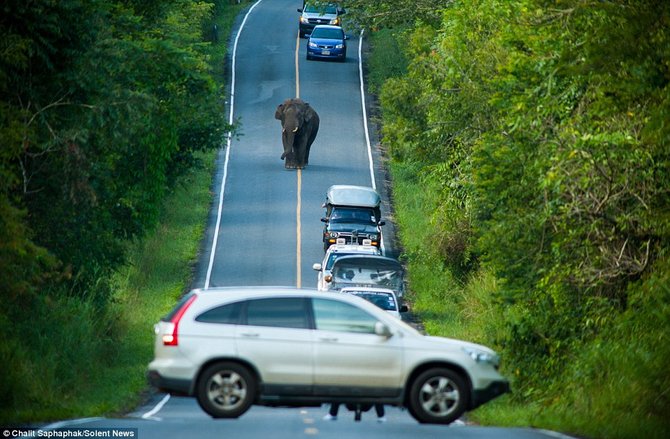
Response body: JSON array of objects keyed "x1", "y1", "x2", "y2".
[
  {"x1": 312, "y1": 243, "x2": 381, "y2": 291},
  {"x1": 326, "y1": 254, "x2": 406, "y2": 297},
  {"x1": 148, "y1": 287, "x2": 509, "y2": 424},
  {"x1": 298, "y1": 2, "x2": 345, "y2": 38}
]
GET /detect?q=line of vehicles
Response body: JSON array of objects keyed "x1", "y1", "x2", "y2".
[
  {"x1": 299, "y1": 2, "x2": 348, "y2": 61},
  {"x1": 146, "y1": 5, "x2": 509, "y2": 425},
  {"x1": 315, "y1": 184, "x2": 405, "y2": 319}
]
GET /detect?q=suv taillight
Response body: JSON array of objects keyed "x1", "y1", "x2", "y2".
[{"x1": 163, "y1": 294, "x2": 197, "y2": 346}]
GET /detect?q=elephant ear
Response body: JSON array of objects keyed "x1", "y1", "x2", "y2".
[
  {"x1": 274, "y1": 103, "x2": 285, "y2": 121},
  {"x1": 302, "y1": 102, "x2": 314, "y2": 123}
]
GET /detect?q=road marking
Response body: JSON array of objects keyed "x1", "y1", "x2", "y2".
[
  {"x1": 295, "y1": 33, "x2": 301, "y2": 99},
  {"x1": 42, "y1": 417, "x2": 104, "y2": 430},
  {"x1": 297, "y1": 168, "x2": 302, "y2": 287},
  {"x1": 295, "y1": 32, "x2": 302, "y2": 288},
  {"x1": 357, "y1": 30, "x2": 385, "y2": 254},
  {"x1": 141, "y1": 393, "x2": 171, "y2": 420},
  {"x1": 358, "y1": 29, "x2": 376, "y2": 192},
  {"x1": 537, "y1": 429, "x2": 580, "y2": 439},
  {"x1": 204, "y1": 0, "x2": 264, "y2": 289}
]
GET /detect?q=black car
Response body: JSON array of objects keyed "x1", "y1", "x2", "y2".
[{"x1": 321, "y1": 185, "x2": 385, "y2": 251}]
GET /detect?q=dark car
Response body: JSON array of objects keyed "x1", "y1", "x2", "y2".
[
  {"x1": 321, "y1": 185, "x2": 385, "y2": 251},
  {"x1": 298, "y1": 2, "x2": 345, "y2": 37},
  {"x1": 306, "y1": 25, "x2": 347, "y2": 61}
]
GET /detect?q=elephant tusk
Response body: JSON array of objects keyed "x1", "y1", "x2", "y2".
[
  {"x1": 282, "y1": 128, "x2": 286, "y2": 133},
  {"x1": 292, "y1": 127, "x2": 299, "y2": 133}
]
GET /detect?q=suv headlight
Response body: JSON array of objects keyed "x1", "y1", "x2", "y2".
[
  {"x1": 331, "y1": 17, "x2": 341, "y2": 25},
  {"x1": 462, "y1": 347, "x2": 500, "y2": 367},
  {"x1": 329, "y1": 232, "x2": 339, "y2": 238},
  {"x1": 300, "y1": 16, "x2": 309, "y2": 24}
]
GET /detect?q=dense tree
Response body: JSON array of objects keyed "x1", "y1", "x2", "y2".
[
  {"x1": 1, "y1": 0, "x2": 228, "y2": 301},
  {"x1": 374, "y1": 0, "x2": 670, "y2": 429}
]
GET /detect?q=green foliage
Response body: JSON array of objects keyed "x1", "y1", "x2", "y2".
[
  {"x1": 0, "y1": 0, "x2": 242, "y2": 423},
  {"x1": 366, "y1": 28, "x2": 408, "y2": 94},
  {"x1": 0, "y1": 0, "x2": 229, "y2": 296},
  {"x1": 344, "y1": 0, "x2": 450, "y2": 29},
  {"x1": 375, "y1": 0, "x2": 670, "y2": 435}
]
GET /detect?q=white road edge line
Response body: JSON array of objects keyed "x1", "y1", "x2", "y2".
[
  {"x1": 204, "y1": 0, "x2": 265, "y2": 290},
  {"x1": 536, "y1": 429, "x2": 580, "y2": 439},
  {"x1": 357, "y1": 29, "x2": 386, "y2": 254},
  {"x1": 358, "y1": 29, "x2": 375, "y2": 192},
  {"x1": 42, "y1": 417, "x2": 105, "y2": 430},
  {"x1": 141, "y1": 393, "x2": 171, "y2": 421}
]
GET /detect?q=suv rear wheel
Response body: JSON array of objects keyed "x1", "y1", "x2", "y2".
[
  {"x1": 408, "y1": 368, "x2": 468, "y2": 424},
  {"x1": 196, "y1": 362, "x2": 256, "y2": 418}
]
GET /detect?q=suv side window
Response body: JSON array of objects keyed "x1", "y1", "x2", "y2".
[
  {"x1": 312, "y1": 298, "x2": 377, "y2": 334},
  {"x1": 245, "y1": 297, "x2": 310, "y2": 329},
  {"x1": 195, "y1": 301, "x2": 242, "y2": 324}
]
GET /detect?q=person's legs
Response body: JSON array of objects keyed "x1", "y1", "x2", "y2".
[
  {"x1": 329, "y1": 403, "x2": 340, "y2": 416},
  {"x1": 375, "y1": 404, "x2": 386, "y2": 422},
  {"x1": 324, "y1": 403, "x2": 340, "y2": 420}
]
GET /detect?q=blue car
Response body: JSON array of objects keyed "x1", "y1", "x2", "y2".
[{"x1": 306, "y1": 25, "x2": 347, "y2": 62}]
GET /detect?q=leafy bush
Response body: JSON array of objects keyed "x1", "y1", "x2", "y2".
[{"x1": 372, "y1": 0, "x2": 670, "y2": 435}]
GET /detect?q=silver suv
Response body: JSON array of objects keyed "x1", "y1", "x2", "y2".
[
  {"x1": 148, "y1": 287, "x2": 509, "y2": 424},
  {"x1": 298, "y1": 2, "x2": 345, "y2": 38}
]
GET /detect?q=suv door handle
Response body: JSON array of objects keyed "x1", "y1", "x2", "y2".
[
  {"x1": 240, "y1": 332, "x2": 260, "y2": 338},
  {"x1": 319, "y1": 337, "x2": 338, "y2": 342}
]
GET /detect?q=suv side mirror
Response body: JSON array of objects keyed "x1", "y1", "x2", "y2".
[
  {"x1": 297, "y1": 8, "x2": 303, "y2": 12},
  {"x1": 312, "y1": 263, "x2": 322, "y2": 271},
  {"x1": 378, "y1": 220, "x2": 386, "y2": 226},
  {"x1": 321, "y1": 217, "x2": 328, "y2": 223},
  {"x1": 374, "y1": 322, "x2": 393, "y2": 338},
  {"x1": 399, "y1": 305, "x2": 409, "y2": 313}
]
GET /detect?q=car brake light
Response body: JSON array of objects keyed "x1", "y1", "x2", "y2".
[{"x1": 163, "y1": 294, "x2": 197, "y2": 346}]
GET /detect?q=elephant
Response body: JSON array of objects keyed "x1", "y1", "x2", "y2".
[{"x1": 274, "y1": 98, "x2": 320, "y2": 169}]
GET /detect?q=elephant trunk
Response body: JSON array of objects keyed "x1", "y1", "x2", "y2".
[{"x1": 281, "y1": 126, "x2": 297, "y2": 160}]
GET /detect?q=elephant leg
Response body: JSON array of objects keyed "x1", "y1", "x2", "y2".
[
  {"x1": 304, "y1": 120, "x2": 319, "y2": 165},
  {"x1": 284, "y1": 150, "x2": 298, "y2": 169},
  {"x1": 294, "y1": 137, "x2": 308, "y2": 169}
]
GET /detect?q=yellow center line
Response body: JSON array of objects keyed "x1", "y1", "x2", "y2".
[{"x1": 295, "y1": 33, "x2": 302, "y2": 288}]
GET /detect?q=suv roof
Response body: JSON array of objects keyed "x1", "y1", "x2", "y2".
[
  {"x1": 326, "y1": 185, "x2": 380, "y2": 208},
  {"x1": 325, "y1": 243, "x2": 380, "y2": 255}
]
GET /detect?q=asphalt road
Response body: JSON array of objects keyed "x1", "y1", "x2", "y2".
[
  {"x1": 32, "y1": 1, "x2": 573, "y2": 438},
  {"x1": 194, "y1": 0, "x2": 382, "y2": 291}
]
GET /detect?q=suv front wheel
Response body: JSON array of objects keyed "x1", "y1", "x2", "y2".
[
  {"x1": 408, "y1": 368, "x2": 469, "y2": 424},
  {"x1": 196, "y1": 362, "x2": 256, "y2": 418}
]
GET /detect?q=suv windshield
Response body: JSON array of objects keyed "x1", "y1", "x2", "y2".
[
  {"x1": 330, "y1": 207, "x2": 376, "y2": 224},
  {"x1": 304, "y1": 4, "x2": 338, "y2": 14},
  {"x1": 325, "y1": 252, "x2": 366, "y2": 270}
]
